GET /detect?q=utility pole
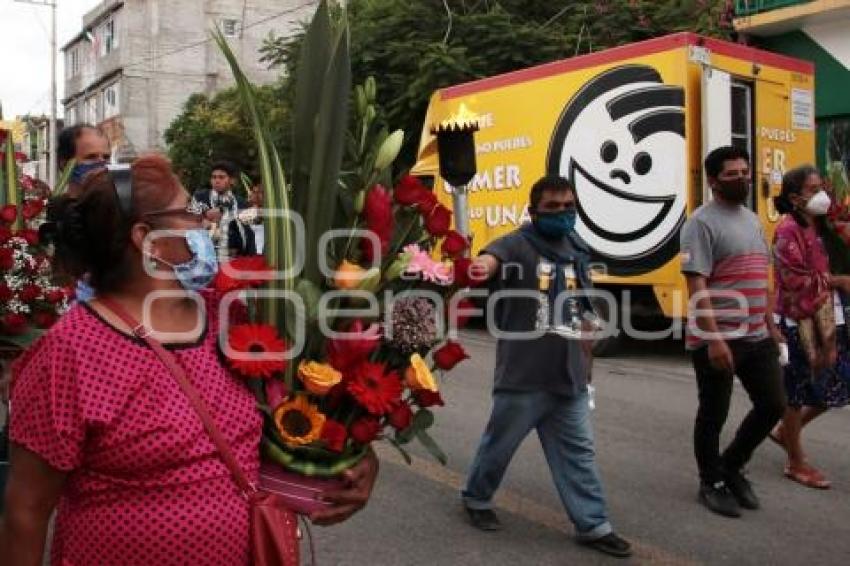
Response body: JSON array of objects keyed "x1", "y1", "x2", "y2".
[{"x1": 15, "y1": 0, "x2": 58, "y2": 189}]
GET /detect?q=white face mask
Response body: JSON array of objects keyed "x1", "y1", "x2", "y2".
[{"x1": 804, "y1": 190, "x2": 831, "y2": 216}]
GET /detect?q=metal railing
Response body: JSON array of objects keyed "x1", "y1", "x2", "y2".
[{"x1": 734, "y1": 0, "x2": 812, "y2": 17}]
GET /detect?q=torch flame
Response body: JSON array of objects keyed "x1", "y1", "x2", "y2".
[{"x1": 439, "y1": 103, "x2": 480, "y2": 130}]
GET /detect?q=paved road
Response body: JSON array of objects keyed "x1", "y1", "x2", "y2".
[{"x1": 307, "y1": 331, "x2": 850, "y2": 565}]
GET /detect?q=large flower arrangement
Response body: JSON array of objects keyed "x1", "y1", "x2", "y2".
[
  {"x1": 212, "y1": 2, "x2": 479, "y2": 476},
  {"x1": 0, "y1": 166, "x2": 69, "y2": 349}
]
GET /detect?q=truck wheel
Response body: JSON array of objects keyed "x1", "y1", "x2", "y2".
[{"x1": 591, "y1": 295, "x2": 622, "y2": 357}]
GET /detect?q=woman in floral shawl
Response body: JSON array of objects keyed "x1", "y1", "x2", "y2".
[{"x1": 771, "y1": 165, "x2": 850, "y2": 489}]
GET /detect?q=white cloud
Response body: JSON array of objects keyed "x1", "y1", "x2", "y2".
[{"x1": 0, "y1": 0, "x2": 101, "y2": 118}]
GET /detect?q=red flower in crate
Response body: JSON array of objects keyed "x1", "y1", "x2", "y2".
[
  {"x1": 0, "y1": 205, "x2": 18, "y2": 224},
  {"x1": 1, "y1": 313, "x2": 28, "y2": 335},
  {"x1": 22, "y1": 199, "x2": 45, "y2": 220},
  {"x1": 346, "y1": 360, "x2": 403, "y2": 415},
  {"x1": 0, "y1": 283, "x2": 13, "y2": 302},
  {"x1": 0, "y1": 248, "x2": 14, "y2": 271},
  {"x1": 17, "y1": 283, "x2": 42, "y2": 303},
  {"x1": 0, "y1": 227, "x2": 11, "y2": 245},
  {"x1": 226, "y1": 323, "x2": 289, "y2": 379}
]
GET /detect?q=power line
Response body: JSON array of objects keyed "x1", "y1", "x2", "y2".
[{"x1": 120, "y1": 0, "x2": 318, "y2": 72}]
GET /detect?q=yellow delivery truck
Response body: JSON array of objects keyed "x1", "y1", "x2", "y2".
[{"x1": 412, "y1": 32, "x2": 815, "y2": 353}]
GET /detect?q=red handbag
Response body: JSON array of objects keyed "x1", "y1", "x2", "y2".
[{"x1": 98, "y1": 297, "x2": 300, "y2": 566}]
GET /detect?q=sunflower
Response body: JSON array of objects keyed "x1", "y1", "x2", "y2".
[
  {"x1": 273, "y1": 395, "x2": 326, "y2": 447},
  {"x1": 347, "y1": 361, "x2": 403, "y2": 415},
  {"x1": 226, "y1": 324, "x2": 288, "y2": 379}
]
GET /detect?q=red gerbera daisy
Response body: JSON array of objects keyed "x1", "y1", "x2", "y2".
[
  {"x1": 226, "y1": 323, "x2": 288, "y2": 379},
  {"x1": 214, "y1": 255, "x2": 274, "y2": 292},
  {"x1": 347, "y1": 361, "x2": 403, "y2": 415}
]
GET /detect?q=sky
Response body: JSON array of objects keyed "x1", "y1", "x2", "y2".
[{"x1": 0, "y1": 0, "x2": 101, "y2": 119}]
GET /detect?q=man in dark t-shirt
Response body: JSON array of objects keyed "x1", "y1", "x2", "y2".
[{"x1": 461, "y1": 176, "x2": 631, "y2": 559}]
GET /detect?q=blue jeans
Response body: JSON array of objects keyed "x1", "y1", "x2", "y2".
[{"x1": 462, "y1": 390, "x2": 612, "y2": 539}]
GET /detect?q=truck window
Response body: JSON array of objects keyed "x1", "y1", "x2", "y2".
[{"x1": 731, "y1": 80, "x2": 756, "y2": 211}]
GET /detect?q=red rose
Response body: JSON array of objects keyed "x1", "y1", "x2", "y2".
[
  {"x1": 414, "y1": 389, "x2": 445, "y2": 408},
  {"x1": 0, "y1": 227, "x2": 11, "y2": 244},
  {"x1": 33, "y1": 311, "x2": 58, "y2": 329},
  {"x1": 361, "y1": 185, "x2": 394, "y2": 263},
  {"x1": 451, "y1": 297, "x2": 476, "y2": 328},
  {"x1": 0, "y1": 282, "x2": 13, "y2": 302},
  {"x1": 388, "y1": 402, "x2": 413, "y2": 431},
  {"x1": 1, "y1": 313, "x2": 28, "y2": 335},
  {"x1": 320, "y1": 419, "x2": 348, "y2": 453},
  {"x1": 44, "y1": 288, "x2": 66, "y2": 304},
  {"x1": 424, "y1": 204, "x2": 452, "y2": 237},
  {"x1": 19, "y1": 229, "x2": 39, "y2": 246},
  {"x1": 452, "y1": 257, "x2": 473, "y2": 288},
  {"x1": 22, "y1": 199, "x2": 45, "y2": 220},
  {"x1": 350, "y1": 417, "x2": 381, "y2": 445},
  {"x1": 0, "y1": 248, "x2": 14, "y2": 271},
  {"x1": 417, "y1": 191, "x2": 439, "y2": 215},
  {"x1": 18, "y1": 283, "x2": 42, "y2": 303},
  {"x1": 393, "y1": 175, "x2": 427, "y2": 206},
  {"x1": 433, "y1": 340, "x2": 470, "y2": 371},
  {"x1": 441, "y1": 230, "x2": 469, "y2": 258},
  {"x1": 0, "y1": 205, "x2": 18, "y2": 224}
]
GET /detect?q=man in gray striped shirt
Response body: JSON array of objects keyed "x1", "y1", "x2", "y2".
[{"x1": 681, "y1": 146, "x2": 785, "y2": 519}]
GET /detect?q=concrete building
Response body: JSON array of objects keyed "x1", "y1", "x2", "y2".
[
  {"x1": 61, "y1": 0, "x2": 318, "y2": 160},
  {"x1": 734, "y1": 0, "x2": 850, "y2": 176}
]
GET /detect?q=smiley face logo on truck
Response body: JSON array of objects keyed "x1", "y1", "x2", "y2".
[{"x1": 547, "y1": 65, "x2": 686, "y2": 276}]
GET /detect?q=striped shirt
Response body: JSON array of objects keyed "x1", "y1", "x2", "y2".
[{"x1": 680, "y1": 201, "x2": 770, "y2": 350}]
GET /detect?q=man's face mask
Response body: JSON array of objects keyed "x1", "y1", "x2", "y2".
[
  {"x1": 71, "y1": 161, "x2": 107, "y2": 184},
  {"x1": 533, "y1": 209, "x2": 578, "y2": 239},
  {"x1": 715, "y1": 178, "x2": 749, "y2": 204},
  {"x1": 148, "y1": 229, "x2": 218, "y2": 291}
]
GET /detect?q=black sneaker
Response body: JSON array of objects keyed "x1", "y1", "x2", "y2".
[
  {"x1": 724, "y1": 470, "x2": 760, "y2": 510},
  {"x1": 581, "y1": 532, "x2": 633, "y2": 558},
  {"x1": 464, "y1": 506, "x2": 503, "y2": 531},
  {"x1": 698, "y1": 481, "x2": 741, "y2": 518}
]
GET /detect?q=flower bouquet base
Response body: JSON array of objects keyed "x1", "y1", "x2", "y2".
[{"x1": 258, "y1": 463, "x2": 345, "y2": 516}]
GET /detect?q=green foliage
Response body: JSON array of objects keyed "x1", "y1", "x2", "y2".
[
  {"x1": 163, "y1": 85, "x2": 292, "y2": 191},
  {"x1": 260, "y1": 0, "x2": 734, "y2": 168}
]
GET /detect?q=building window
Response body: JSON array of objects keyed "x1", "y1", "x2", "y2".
[
  {"x1": 85, "y1": 95, "x2": 100, "y2": 124},
  {"x1": 221, "y1": 18, "x2": 240, "y2": 37},
  {"x1": 66, "y1": 105, "x2": 77, "y2": 126},
  {"x1": 66, "y1": 47, "x2": 80, "y2": 78},
  {"x1": 98, "y1": 17, "x2": 117, "y2": 56},
  {"x1": 103, "y1": 82, "x2": 120, "y2": 119}
]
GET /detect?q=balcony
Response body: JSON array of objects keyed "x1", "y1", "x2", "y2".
[
  {"x1": 735, "y1": 1, "x2": 812, "y2": 17},
  {"x1": 734, "y1": 0, "x2": 850, "y2": 35}
]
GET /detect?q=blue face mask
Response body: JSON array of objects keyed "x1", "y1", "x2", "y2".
[
  {"x1": 152, "y1": 229, "x2": 219, "y2": 291},
  {"x1": 71, "y1": 161, "x2": 107, "y2": 184},
  {"x1": 533, "y1": 209, "x2": 577, "y2": 239}
]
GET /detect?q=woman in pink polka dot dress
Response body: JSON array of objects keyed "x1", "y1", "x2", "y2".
[{"x1": 0, "y1": 156, "x2": 379, "y2": 566}]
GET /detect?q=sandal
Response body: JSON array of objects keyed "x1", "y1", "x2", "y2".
[{"x1": 784, "y1": 465, "x2": 831, "y2": 489}]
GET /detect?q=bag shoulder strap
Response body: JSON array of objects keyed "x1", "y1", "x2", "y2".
[{"x1": 97, "y1": 296, "x2": 256, "y2": 497}]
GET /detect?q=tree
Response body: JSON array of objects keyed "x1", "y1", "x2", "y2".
[
  {"x1": 164, "y1": 83, "x2": 292, "y2": 191},
  {"x1": 259, "y1": 0, "x2": 733, "y2": 167},
  {"x1": 167, "y1": 0, "x2": 733, "y2": 179}
]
